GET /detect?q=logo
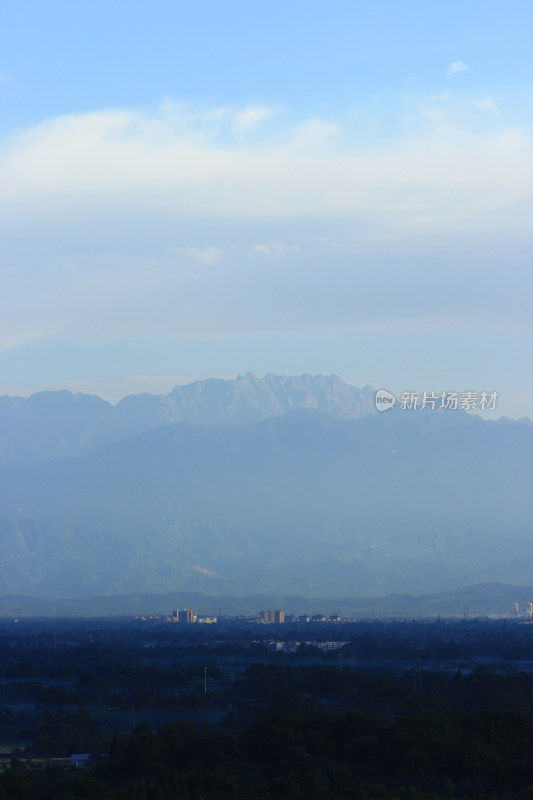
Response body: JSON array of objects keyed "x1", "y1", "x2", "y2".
[{"x1": 375, "y1": 389, "x2": 396, "y2": 412}]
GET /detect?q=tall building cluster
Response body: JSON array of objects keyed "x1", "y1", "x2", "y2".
[
  {"x1": 260, "y1": 609, "x2": 284, "y2": 624},
  {"x1": 172, "y1": 609, "x2": 195, "y2": 623}
]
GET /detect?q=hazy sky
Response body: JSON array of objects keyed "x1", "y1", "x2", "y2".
[{"x1": 1, "y1": 0, "x2": 532, "y2": 416}]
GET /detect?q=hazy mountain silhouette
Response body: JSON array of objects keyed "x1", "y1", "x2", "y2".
[
  {"x1": 1, "y1": 582, "x2": 532, "y2": 618},
  {"x1": 1, "y1": 398, "x2": 531, "y2": 599},
  {"x1": 0, "y1": 374, "x2": 375, "y2": 468}
]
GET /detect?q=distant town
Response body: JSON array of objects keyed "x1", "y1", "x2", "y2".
[
  {"x1": 134, "y1": 608, "x2": 344, "y2": 624},
  {"x1": 133, "y1": 602, "x2": 533, "y2": 626}
]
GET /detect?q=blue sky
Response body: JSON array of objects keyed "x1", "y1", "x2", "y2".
[{"x1": 1, "y1": 0, "x2": 532, "y2": 416}]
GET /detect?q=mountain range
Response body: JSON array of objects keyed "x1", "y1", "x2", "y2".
[
  {"x1": 1, "y1": 582, "x2": 531, "y2": 619},
  {"x1": 0, "y1": 373, "x2": 376, "y2": 469},
  {"x1": 0, "y1": 374, "x2": 531, "y2": 603}
]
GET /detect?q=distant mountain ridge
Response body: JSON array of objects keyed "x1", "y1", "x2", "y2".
[
  {"x1": 1, "y1": 582, "x2": 532, "y2": 619},
  {"x1": 1, "y1": 374, "x2": 531, "y2": 600},
  {"x1": 0, "y1": 374, "x2": 376, "y2": 468},
  {"x1": 1, "y1": 403, "x2": 531, "y2": 599}
]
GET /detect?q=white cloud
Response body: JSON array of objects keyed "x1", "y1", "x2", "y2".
[
  {"x1": 251, "y1": 242, "x2": 301, "y2": 257},
  {"x1": 165, "y1": 241, "x2": 302, "y2": 264},
  {"x1": 1, "y1": 103, "x2": 530, "y2": 232},
  {"x1": 0, "y1": 103, "x2": 531, "y2": 354},
  {"x1": 167, "y1": 245, "x2": 224, "y2": 264},
  {"x1": 448, "y1": 61, "x2": 469, "y2": 76},
  {"x1": 234, "y1": 106, "x2": 276, "y2": 130},
  {"x1": 0, "y1": 331, "x2": 47, "y2": 349},
  {"x1": 424, "y1": 108, "x2": 443, "y2": 120},
  {"x1": 0, "y1": 70, "x2": 13, "y2": 84},
  {"x1": 475, "y1": 97, "x2": 498, "y2": 112}
]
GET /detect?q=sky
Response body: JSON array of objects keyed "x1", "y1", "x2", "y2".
[{"x1": 1, "y1": 0, "x2": 532, "y2": 417}]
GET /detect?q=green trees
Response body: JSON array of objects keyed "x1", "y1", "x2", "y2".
[{"x1": 34, "y1": 708, "x2": 103, "y2": 757}]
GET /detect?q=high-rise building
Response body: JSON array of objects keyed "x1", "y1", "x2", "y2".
[
  {"x1": 172, "y1": 608, "x2": 195, "y2": 623},
  {"x1": 260, "y1": 609, "x2": 284, "y2": 623}
]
